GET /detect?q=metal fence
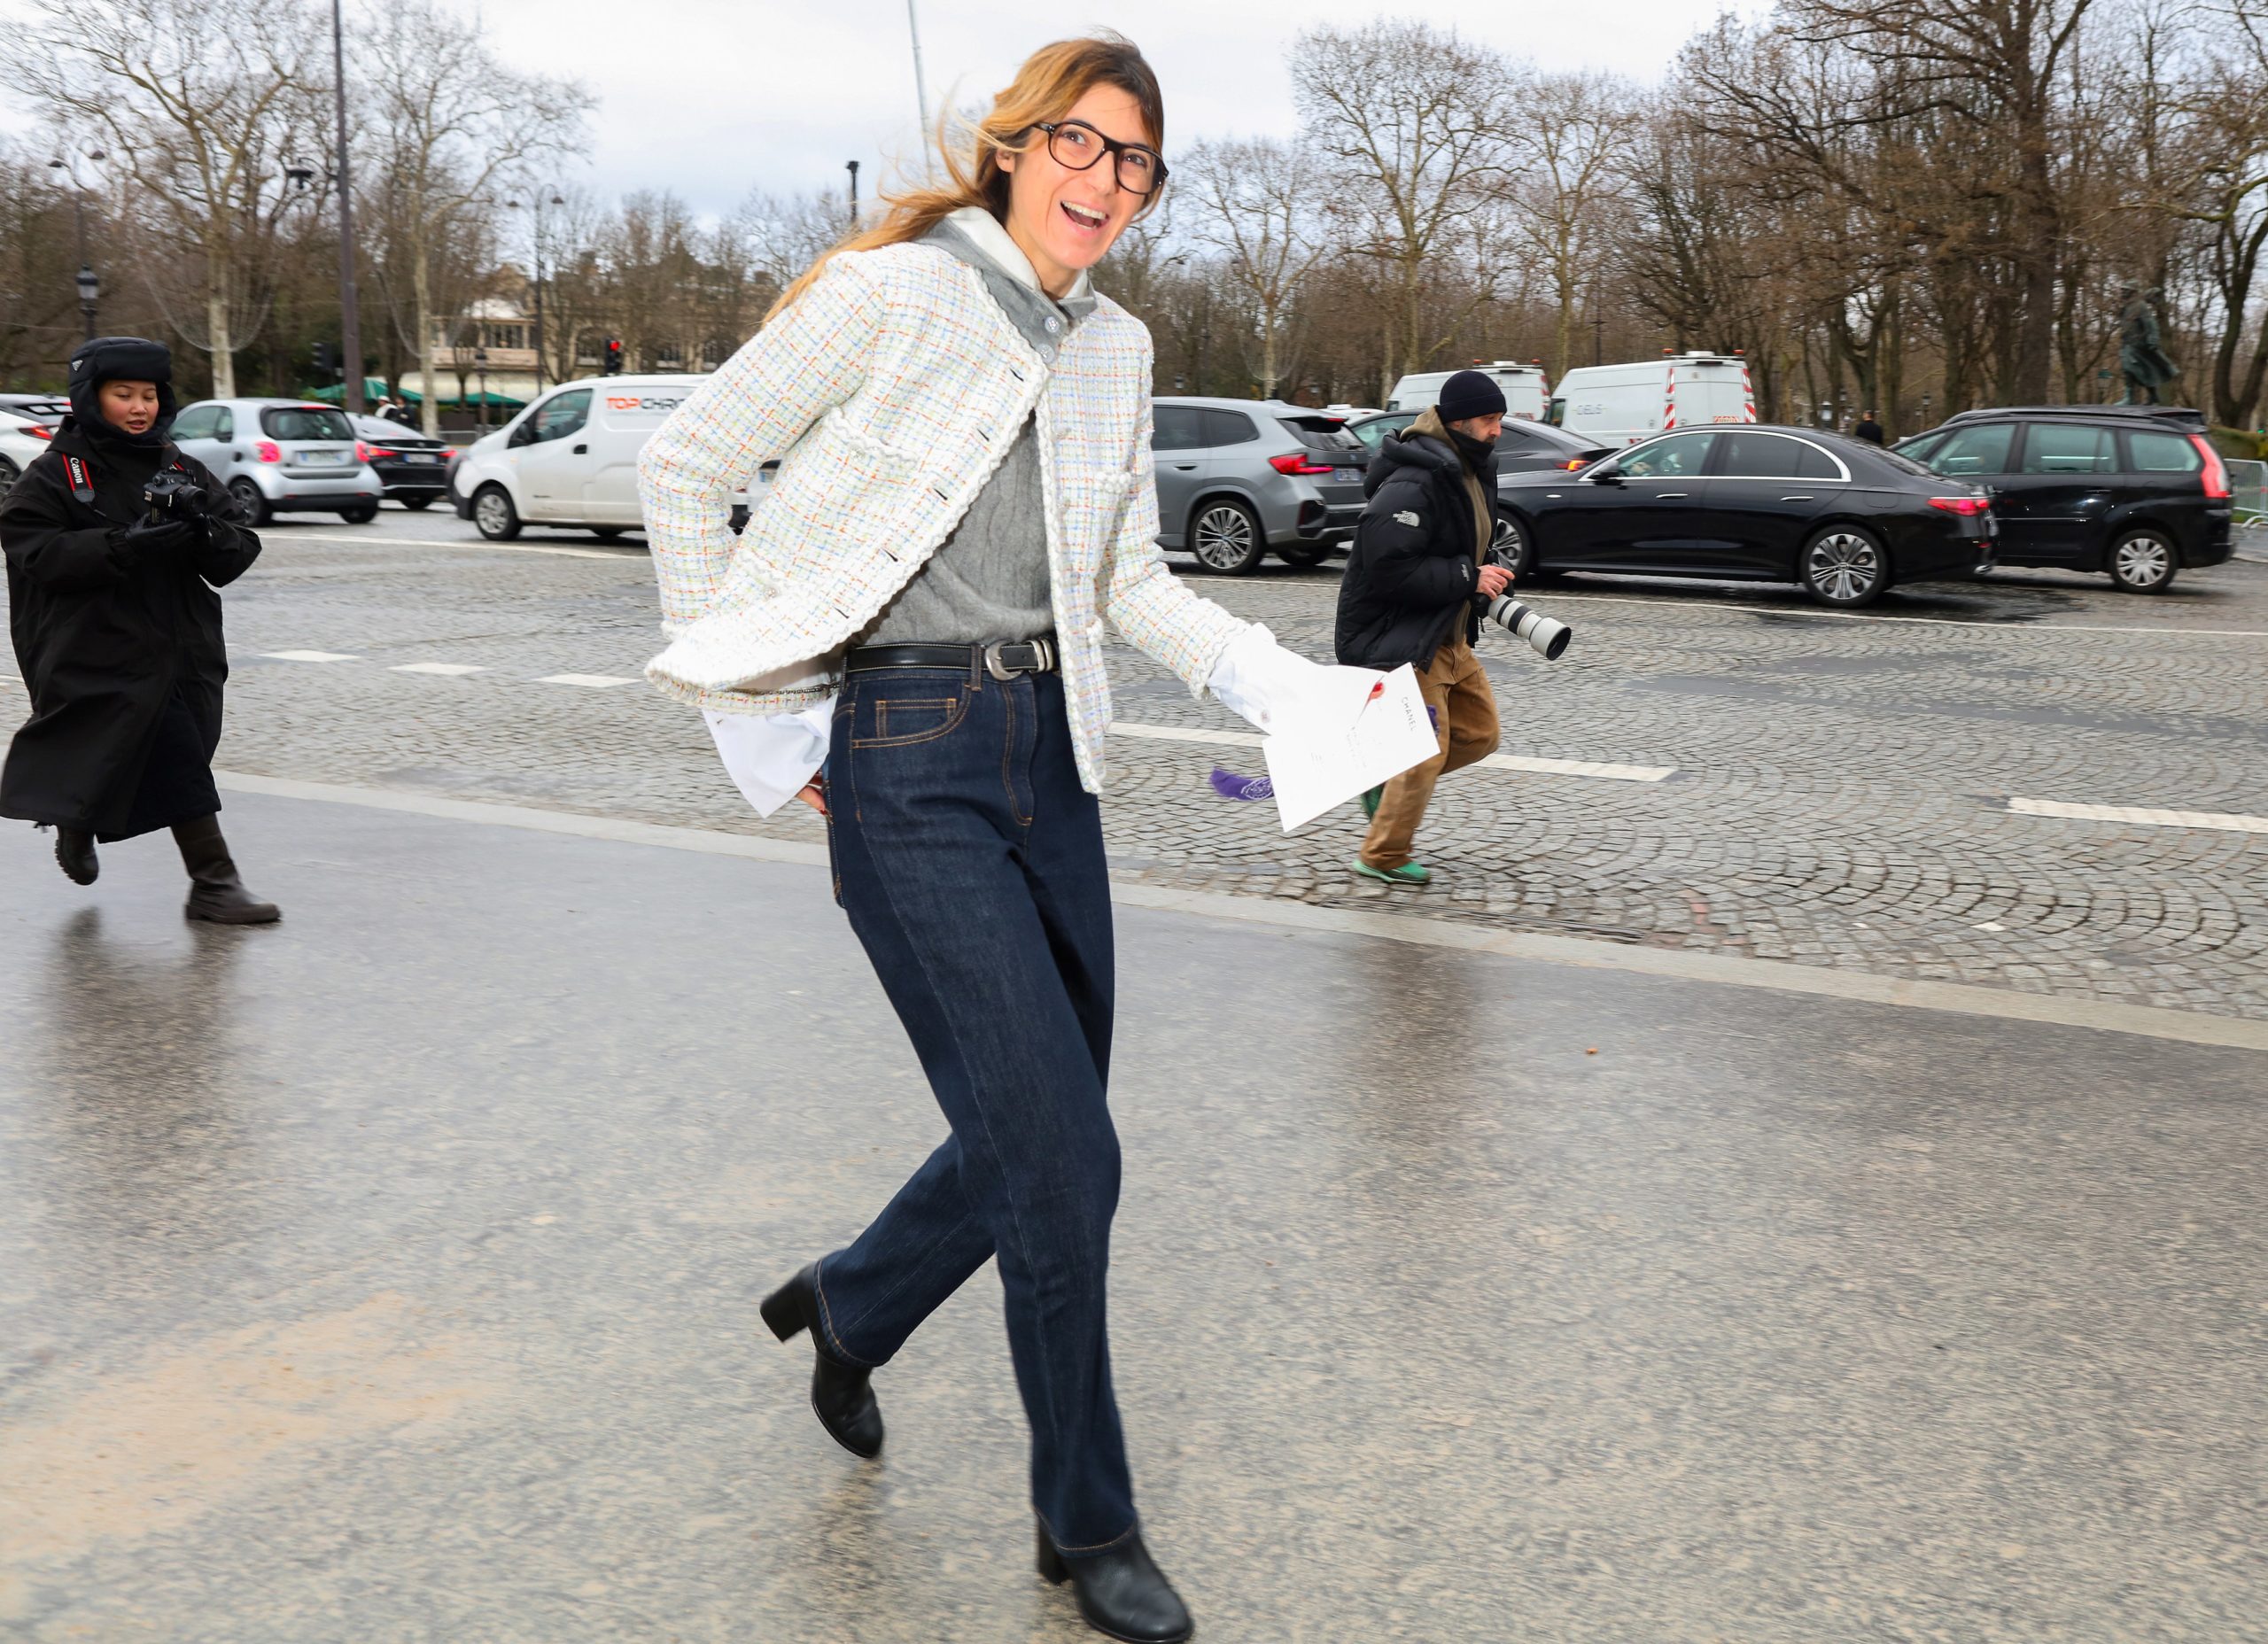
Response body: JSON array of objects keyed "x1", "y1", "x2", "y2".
[{"x1": 2232, "y1": 457, "x2": 2267, "y2": 531}]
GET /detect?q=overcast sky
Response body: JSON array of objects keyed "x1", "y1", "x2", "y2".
[{"x1": 4, "y1": 0, "x2": 1756, "y2": 219}]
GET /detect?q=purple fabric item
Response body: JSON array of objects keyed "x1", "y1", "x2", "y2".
[{"x1": 1208, "y1": 766, "x2": 1274, "y2": 801}]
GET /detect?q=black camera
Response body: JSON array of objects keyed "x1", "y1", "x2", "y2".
[
  {"x1": 1482, "y1": 532, "x2": 1572, "y2": 660},
  {"x1": 142, "y1": 470, "x2": 223, "y2": 523}
]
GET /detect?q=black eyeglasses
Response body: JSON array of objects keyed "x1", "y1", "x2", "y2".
[{"x1": 1033, "y1": 120, "x2": 1169, "y2": 197}]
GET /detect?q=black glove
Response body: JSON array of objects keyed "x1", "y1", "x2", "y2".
[{"x1": 113, "y1": 515, "x2": 204, "y2": 555}]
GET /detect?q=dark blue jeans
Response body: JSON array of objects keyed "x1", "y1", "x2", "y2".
[{"x1": 813, "y1": 661, "x2": 1137, "y2": 1556}]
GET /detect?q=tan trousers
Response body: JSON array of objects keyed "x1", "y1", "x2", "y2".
[{"x1": 1359, "y1": 636, "x2": 1500, "y2": 871}]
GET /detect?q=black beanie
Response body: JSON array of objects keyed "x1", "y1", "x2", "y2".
[
  {"x1": 66, "y1": 335, "x2": 178, "y2": 449},
  {"x1": 1435, "y1": 368, "x2": 1507, "y2": 424}
]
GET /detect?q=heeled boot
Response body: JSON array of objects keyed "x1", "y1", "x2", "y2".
[
  {"x1": 1037, "y1": 1521, "x2": 1194, "y2": 1643},
  {"x1": 172, "y1": 814, "x2": 280, "y2": 924},
  {"x1": 49, "y1": 826, "x2": 99, "y2": 886},
  {"x1": 759, "y1": 1265, "x2": 884, "y2": 1458}
]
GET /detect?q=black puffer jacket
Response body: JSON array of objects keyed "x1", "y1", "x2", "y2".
[{"x1": 1333, "y1": 422, "x2": 1497, "y2": 671}]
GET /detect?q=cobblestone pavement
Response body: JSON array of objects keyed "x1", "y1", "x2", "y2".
[{"x1": 6, "y1": 511, "x2": 2265, "y2": 1020}]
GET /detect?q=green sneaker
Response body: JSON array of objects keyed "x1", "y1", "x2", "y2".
[
  {"x1": 1360, "y1": 785, "x2": 1383, "y2": 819},
  {"x1": 1354, "y1": 859, "x2": 1430, "y2": 887}
]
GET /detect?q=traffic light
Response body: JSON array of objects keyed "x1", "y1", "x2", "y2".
[
  {"x1": 602, "y1": 338, "x2": 624, "y2": 376},
  {"x1": 312, "y1": 341, "x2": 336, "y2": 376}
]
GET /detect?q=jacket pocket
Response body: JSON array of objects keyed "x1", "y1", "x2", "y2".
[{"x1": 1051, "y1": 467, "x2": 1135, "y2": 578}]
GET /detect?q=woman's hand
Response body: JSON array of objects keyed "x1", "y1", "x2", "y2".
[{"x1": 796, "y1": 781, "x2": 828, "y2": 818}]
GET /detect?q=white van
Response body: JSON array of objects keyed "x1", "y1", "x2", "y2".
[
  {"x1": 454, "y1": 374, "x2": 741, "y2": 539},
  {"x1": 1386, "y1": 361, "x2": 1550, "y2": 422},
  {"x1": 1544, "y1": 353, "x2": 1754, "y2": 447}
]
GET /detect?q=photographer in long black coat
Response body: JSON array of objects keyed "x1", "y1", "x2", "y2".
[{"x1": 1, "y1": 336, "x2": 278, "y2": 923}]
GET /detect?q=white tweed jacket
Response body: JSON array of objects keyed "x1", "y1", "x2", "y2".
[{"x1": 637, "y1": 235, "x2": 1250, "y2": 794}]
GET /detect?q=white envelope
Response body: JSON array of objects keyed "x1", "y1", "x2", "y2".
[{"x1": 1258, "y1": 663, "x2": 1437, "y2": 832}]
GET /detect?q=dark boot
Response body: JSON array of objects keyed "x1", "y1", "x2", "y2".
[
  {"x1": 172, "y1": 814, "x2": 280, "y2": 924},
  {"x1": 50, "y1": 826, "x2": 99, "y2": 886},
  {"x1": 1037, "y1": 1522, "x2": 1194, "y2": 1643},
  {"x1": 758, "y1": 1265, "x2": 883, "y2": 1459}
]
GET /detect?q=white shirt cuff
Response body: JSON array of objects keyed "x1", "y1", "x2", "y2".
[
  {"x1": 1208, "y1": 624, "x2": 1326, "y2": 733},
  {"x1": 704, "y1": 697, "x2": 835, "y2": 817}
]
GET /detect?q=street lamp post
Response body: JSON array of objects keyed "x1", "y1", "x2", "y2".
[
  {"x1": 473, "y1": 346, "x2": 490, "y2": 429},
  {"x1": 330, "y1": 0, "x2": 363, "y2": 413},
  {"x1": 47, "y1": 149, "x2": 106, "y2": 340},
  {"x1": 509, "y1": 193, "x2": 567, "y2": 393},
  {"x1": 846, "y1": 159, "x2": 860, "y2": 229}
]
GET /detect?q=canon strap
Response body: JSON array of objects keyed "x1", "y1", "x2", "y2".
[{"x1": 64, "y1": 454, "x2": 95, "y2": 503}]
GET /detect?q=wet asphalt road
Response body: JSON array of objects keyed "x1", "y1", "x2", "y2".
[{"x1": 2, "y1": 791, "x2": 2261, "y2": 1641}]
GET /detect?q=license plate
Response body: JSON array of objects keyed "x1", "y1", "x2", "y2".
[
  {"x1": 1333, "y1": 468, "x2": 1362, "y2": 483},
  {"x1": 406, "y1": 453, "x2": 442, "y2": 464},
  {"x1": 299, "y1": 450, "x2": 350, "y2": 465}
]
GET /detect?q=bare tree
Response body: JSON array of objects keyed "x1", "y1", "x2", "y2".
[
  {"x1": 1178, "y1": 137, "x2": 1327, "y2": 398},
  {"x1": 1290, "y1": 22, "x2": 1520, "y2": 398},
  {"x1": 1507, "y1": 70, "x2": 1642, "y2": 380},
  {"x1": 0, "y1": 0, "x2": 322, "y2": 396},
  {"x1": 353, "y1": 0, "x2": 589, "y2": 433}
]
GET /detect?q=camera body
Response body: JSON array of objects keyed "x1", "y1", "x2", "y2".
[
  {"x1": 1481, "y1": 541, "x2": 1573, "y2": 660},
  {"x1": 142, "y1": 470, "x2": 222, "y2": 523}
]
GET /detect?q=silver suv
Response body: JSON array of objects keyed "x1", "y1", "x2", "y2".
[
  {"x1": 1153, "y1": 397, "x2": 1369, "y2": 574},
  {"x1": 168, "y1": 398, "x2": 382, "y2": 525}
]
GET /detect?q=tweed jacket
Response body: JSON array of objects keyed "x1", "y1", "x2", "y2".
[{"x1": 638, "y1": 237, "x2": 1251, "y2": 794}]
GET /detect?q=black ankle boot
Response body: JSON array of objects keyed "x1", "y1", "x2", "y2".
[
  {"x1": 50, "y1": 826, "x2": 99, "y2": 886},
  {"x1": 758, "y1": 1265, "x2": 883, "y2": 1459},
  {"x1": 172, "y1": 814, "x2": 279, "y2": 924},
  {"x1": 1037, "y1": 1521, "x2": 1193, "y2": 1643}
]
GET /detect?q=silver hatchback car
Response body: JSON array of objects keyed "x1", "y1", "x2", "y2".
[
  {"x1": 167, "y1": 398, "x2": 383, "y2": 525},
  {"x1": 1152, "y1": 397, "x2": 1369, "y2": 574}
]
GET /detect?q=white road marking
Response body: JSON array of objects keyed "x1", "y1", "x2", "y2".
[
  {"x1": 390, "y1": 662, "x2": 485, "y2": 676},
  {"x1": 2009, "y1": 797, "x2": 2268, "y2": 834},
  {"x1": 261, "y1": 531, "x2": 633, "y2": 562},
  {"x1": 1107, "y1": 721, "x2": 1674, "y2": 782},
  {"x1": 1481, "y1": 753, "x2": 1674, "y2": 782},
  {"x1": 261, "y1": 649, "x2": 360, "y2": 663},
  {"x1": 538, "y1": 672, "x2": 640, "y2": 689}
]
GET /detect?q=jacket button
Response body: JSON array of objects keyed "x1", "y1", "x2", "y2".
[
  {"x1": 1044, "y1": 316, "x2": 1061, "y2": 334},
  {"x1": 1039, "y1": 345, "x2": 1057, "y2": 363}
]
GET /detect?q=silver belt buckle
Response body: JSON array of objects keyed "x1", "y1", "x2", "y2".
[{"x1": 983, "y1": 638, "x2": 1054, "y2": 680}]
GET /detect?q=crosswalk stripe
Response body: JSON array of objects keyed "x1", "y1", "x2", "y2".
[
  {"x1": 390, "y1": 663, "x2": 485, "y2": 676},
  {"x1": 260, "y1": 650, "x2": 360, "y2": 663},
  {"x1": 537, "y1": 673, "x2": 640, "y2": 689},
  {"x1": 1107, "y1": 722, "x2": 1674, "y2": 782},
  {"x1": 2008, "y1": 797, "x2": 2268, "y2": 834}
]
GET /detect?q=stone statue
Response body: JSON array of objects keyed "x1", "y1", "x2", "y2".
[{"x1": 2117, "y1": 283, "x2": 2179, "y2": 405}]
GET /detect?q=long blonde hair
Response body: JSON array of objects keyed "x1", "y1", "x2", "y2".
[{"x1": 765, "y1": 33, "x2": 1167, "y2": 322}]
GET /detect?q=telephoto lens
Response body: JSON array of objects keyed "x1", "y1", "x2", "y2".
[{"x1": 1484, "y1": 594, "x2": 1573, "y2": 660}]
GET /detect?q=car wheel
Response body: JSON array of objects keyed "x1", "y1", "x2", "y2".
[
  {"x1": 1500, "y1": 512, "x2": 1554, "y2": 579},
  {"x1": 590, "y1": 525, "x2": 627, "y2": 539},
  {"x1": 1800, "y1": 525, "x2": 1887, "y2": 608},
  {"x1": 473, "y1": 484, "x2": 521, "y2": 541},
  {"x1": 2106, "y1": 528, "x2": 2178, "y2": 593},
  {"x1": 340, "y1": 503, "x2": 378, "y2": 524},
  {"x1": 0, "y1": 455, "x2": 18, "y2": 502},
  {"x1": 402, "y1": 495, "x2": 435, "y2": 511},
  {"x1": 1190, "y1": 499, "x2": 1264, "y2": 574},
  {"x1": 1274, "y1": 541, "x2": 1331, "y2": 568},
  {"x1": 227, "y1": 477, "x2": 272, "y2": 528}
]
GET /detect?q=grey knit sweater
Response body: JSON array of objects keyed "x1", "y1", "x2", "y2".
[{"x1": 861, "y1": 213, "x2": 1097, "y2": 648}]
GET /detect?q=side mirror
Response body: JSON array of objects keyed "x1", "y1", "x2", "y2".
[
  {"x1": 507, "y1": 421, "x2": 533, "y2": 448},
  {"x1": 1586, "y1": 465, "x2": 1622, "y2": 485}
]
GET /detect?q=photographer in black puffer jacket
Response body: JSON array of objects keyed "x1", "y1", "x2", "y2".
[
  {"x1": 1333, "y1": 369, "x2": 1510, "y2": 887},
  {"x1": 0, "y1": 336, "x2": 277, "y2": 922}
]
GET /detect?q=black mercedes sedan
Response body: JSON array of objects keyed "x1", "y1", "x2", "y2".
[
  {"x1": 1497, "y1": 424, "x2": 1997, "y2": 607},
  {"x1": 348, "y1": 414, "x2": 452, "y2": 510}
]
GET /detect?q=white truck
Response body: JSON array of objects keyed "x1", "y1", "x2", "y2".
[
  {"x1": 1545, "y1": 353, "x2": 1755, "y2": 447},
  {"x1": 1386, "y1": 361, "x2": 1550, "y2": 422}
]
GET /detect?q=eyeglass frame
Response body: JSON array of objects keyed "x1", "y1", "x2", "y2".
[{"x1": 1029, "y1": 120, "x2": 1170, "y2": 197}]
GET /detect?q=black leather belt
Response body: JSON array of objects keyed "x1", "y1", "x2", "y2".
[{"x1": 846, "y1": 638, "x2": 1059, "y2": 681}]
